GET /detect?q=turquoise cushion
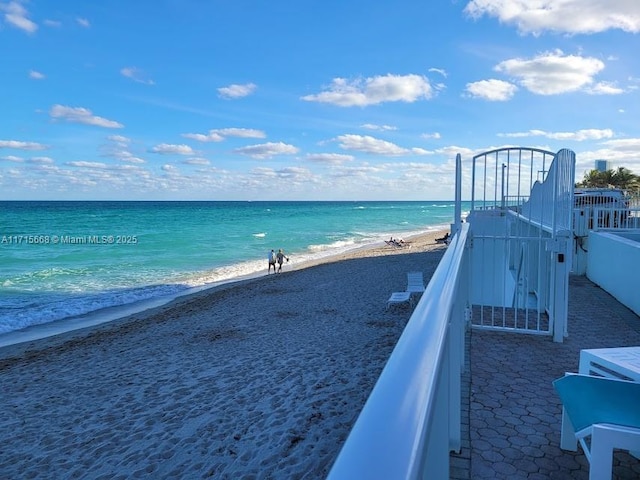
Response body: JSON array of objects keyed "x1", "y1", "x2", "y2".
[{"x1": 553, "y1": 373, "x2": 640, "y2": 432}]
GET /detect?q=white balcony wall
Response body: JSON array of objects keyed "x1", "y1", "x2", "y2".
[{"x1": 587, "y1": 231, "x2": 640, "y2": 317}]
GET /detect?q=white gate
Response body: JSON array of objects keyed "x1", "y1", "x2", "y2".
[{"x1": 466, "y1": 148, "x2": 575, "y2": 342}]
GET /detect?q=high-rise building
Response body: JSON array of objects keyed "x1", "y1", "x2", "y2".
[{"x1": 595, "y1": 159, "x2": 610, "y2": 172}]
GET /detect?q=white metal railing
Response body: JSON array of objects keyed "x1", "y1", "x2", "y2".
[
  {"x1": 518, "y1": 148, "x2": 575, "y2": 234},
  {"x1": 572, "y1": 206, "x2": 640, "y2": 274},
  {"x1": 471, "y1": 147, "x2": 555, "y2": 213},
  {"x1": 326, "y1": 223, "x2": 470, "y2": 480},
  {"x1": 467, "y1": 148, "x2": 575, "y2": 342},
  {"x1": 590, "y1": 207, "x2": 640, "y2": 231},
  {"x1": 574, "y1": 206, "x2": 640, "y2": 241}
]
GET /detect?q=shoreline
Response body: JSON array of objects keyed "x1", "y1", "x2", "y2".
[
  {"x1": 0, "y1": 229, "x2": 448, "y2": 479},
  {"x1": 0, "y1": 228, "x2": 448, "y2": 350},
  {"x1": 0, "y1": 228, "x2": 448, "y2": 357}
]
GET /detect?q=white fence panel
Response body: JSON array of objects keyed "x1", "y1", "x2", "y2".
[{"x1": 468, "y1": 148, "x2": 575, "y2": 342}]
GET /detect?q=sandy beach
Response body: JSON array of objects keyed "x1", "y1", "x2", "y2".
[{"x1": 0, "y1": 231, "x2": 448, "y2": 479}]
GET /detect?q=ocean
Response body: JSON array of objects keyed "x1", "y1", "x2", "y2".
[{"x1": 0, "y1": 201, "x2": 466, "y2": 336}]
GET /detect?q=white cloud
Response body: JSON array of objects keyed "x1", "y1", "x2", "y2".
[
  {"x1": 597, "y1": 138, "x2": 640, "y2": 153},
  {"x1": 585, "y1": 81, "x2": 625, "y2": 95},
  {"x1": 1, "y1": 155, "x2": 23, "y2": 162},
  {"x1": 302, "y1": 74, "x2": 434, "y2": 107},
  {"x1": 29, "y1": 70, "x2": 45, "y2": 80},
  {"x1": 114, "y1": 150, "x2": 145, "y2": 164},
  {"x1": 182, "y1": 128, "x2": 266, "y2": 142},
  {"x1": 495, "y1": 50, "x2": 604, "y2": 95},
  {"x1": 107, "y1": 135, "x2": 130, "y2": 144},
  {"x1": 28, "y1": 156, "x2": 54, "y2": 164},
  {"x1": 361, "y1": 124, "x2": 397, "y2": 131},
  {"x1": 49, "y1": 105, "x2": 124, "y2": 129},
  {"x1": 434, "y1": 145, "x2": 476, "y2": 158},
  {"x1": 465, "y1": 79, "x2": 518, "y2": 101},
  {"x1": 233, "y1": 142, "x2": 299, "y2": 159},
  {"x1": 428, "y1": 68, "x2": 448, "y2": 78},
  {"x1": 66, "y1": 161, "x2": 108, "y2": 169},
  {"x1": 330, "y1": 164, "x2": 384, "y2": 177},
  {"x1": 334, "y1": 134, "x2": 428, "y2": 156},
  {"x1": 120, "y1": 67, "x2": 155, "y2": 85},
  {"x1": 250, "y1": 167, "x2": 278, "y2": 178},
  {"x1": 214, "y1": 128, "x2": 266, "y2": 138},
  {"x1": 578, "y1": 138, "x2": 640, "y2": 171},
  {"x1": 421, "y1": 132, "x2": 442, "y2": 140},
  {"x1": 43, "y1": 19, "x2": 61, "y2": 27},
  {"x1": 184, "y1": 157, "x2": 210, "y2": 166},
  {"x1": 274, "y1": 166, "x2": 313, "y2": 180},
  {"x1": 150, "y1": 144, "x2": 196, "y2": 156},
  {"x1": 0, "y1": 140, "x2": 47, "y2": 150},
  {"x1": 1, "y1": 1, "x2": 37, "y2": 33},
  {"x1": 464, "y1": 0, "x2": 640, "y2": 35},
  {"x1": 306, "y1": 153, "x2": 354, "y2": 165},
  {"x1": 182, "y1": 132, "x2": 223, "y2": 142},
  {"x1": 411, "y1": 147, "x2": 430, "y2": 155},
  {"x1": 76, "y1": 17, "x2": 90, "y2": 28},
  {"x1": 162, "y1": 164, "x2": 179, "y2": 174},
  {"x1": 101, "y1": 135, "x2": 145, "y2": 163},
  {"x1": 498, "y1": 128, "x2": 614, "y2": 141},
  {"x1": 217, "y1": 83, "x2": 257, "y2": 99}
]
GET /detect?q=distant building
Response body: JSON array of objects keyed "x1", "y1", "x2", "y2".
[{"x1": 595, "y1": 159, "x2": 610, "y2": 172}]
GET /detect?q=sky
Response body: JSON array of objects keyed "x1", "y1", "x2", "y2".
[{"x1": 1, "y1": 0, "x2": 639, "y2": 201}]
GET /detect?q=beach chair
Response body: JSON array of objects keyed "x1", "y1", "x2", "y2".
[
  {"x1": 386, "y1": 291, "x2": 413, "y2": 310},
  {"x1": 406, "y1": 271, "x2": 425, "y2": 296},
  {"x1": 553, "y1": 373, "x2": 640, "y2": 480}
]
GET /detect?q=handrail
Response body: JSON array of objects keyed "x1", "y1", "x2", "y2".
[
  {"x1": 506, "y1": 208, "x2": 555, "y2": 234},
  {"x1": 327, "y1": 222, "x2": 469, "y2": 480}
]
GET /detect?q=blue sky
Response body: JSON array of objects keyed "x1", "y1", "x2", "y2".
[{"x1": 1, "y1": 0, "x2": 639, "y2": 201}]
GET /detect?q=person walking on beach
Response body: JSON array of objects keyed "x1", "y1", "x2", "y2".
[
  {"x1": 268, "y1": 249, "x2": 276, "y2": 274},
  {"x1": 276, "y1": 249, "x2": 288, "y2": 273}
]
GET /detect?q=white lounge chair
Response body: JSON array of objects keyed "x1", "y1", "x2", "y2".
[
  {"x1": 553, "y1": 373, "x2": 640, "y2": 480},
  {"x1": 406, "y1": 271, "x2": 425, "y2": 296},
  {"x1": 386, "y1": 291, "x2": 413, "y2": 310}
]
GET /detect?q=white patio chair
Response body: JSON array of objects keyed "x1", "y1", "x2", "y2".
[
  {"x1": 386, "y1": 291, "x2": 413, "y2": 310},
  {"x1": 406, "y1": 271, "x2": 425, "y2": 296},
  {"x1": 553, "y1": 373, "x2": 640, "y2": 480}
]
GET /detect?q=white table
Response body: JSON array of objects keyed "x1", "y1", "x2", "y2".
[
  {"x1": 578, "y1": 346, "x2": 640, "y2": 381},
  {"x1": 561, "y1": 346, "x2": 640, "y2": 452}
]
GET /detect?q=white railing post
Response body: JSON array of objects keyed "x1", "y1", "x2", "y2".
[
  {"x1": 453, "y1": 153, "x2": 462, "y2": 236},
  {"x1": 448, "y1": 283, "x2": 463, "y2": 453},
  {"x1": 552, "y1": 229, "x2": 572, "y2": 342},
  {"x1": 422, "y1": 341, "x2": 451, "y2": 479}
]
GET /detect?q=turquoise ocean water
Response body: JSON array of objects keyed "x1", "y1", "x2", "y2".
[{"x1": 0, "y1": 201, "x2": 467, "y2": 335}]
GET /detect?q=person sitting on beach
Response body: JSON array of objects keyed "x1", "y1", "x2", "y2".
[
  {"x1": 435, "y1": 232, "x2": 450, "y2": 244},
  {"x1": 386, "y1": 237, "x2": 400, "y2": 247},
  {"x1": 276, "y1": 249, "x2": 289, "y2": 273},
  {"x1": 386, "y1": 237, "x2": 408, "y2": 248},
  {"x1": 268, "y1": 249, "x2": 276, "y2": 274}
]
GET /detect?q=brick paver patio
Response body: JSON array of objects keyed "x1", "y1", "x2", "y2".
[{"x1": 451, "y1": 275, "x2": 640, "y2": 479}]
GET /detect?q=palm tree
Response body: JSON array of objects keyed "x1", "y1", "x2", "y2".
[
  {"x1": 612, "y1": 167, "x2": 640, "y2": 190},
  {"x1": 577, "y1": 169, "x2": 610, "y2": 188},
  {"x1": 577, "y1": 167, "x2": 640, "y2": 191}
]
